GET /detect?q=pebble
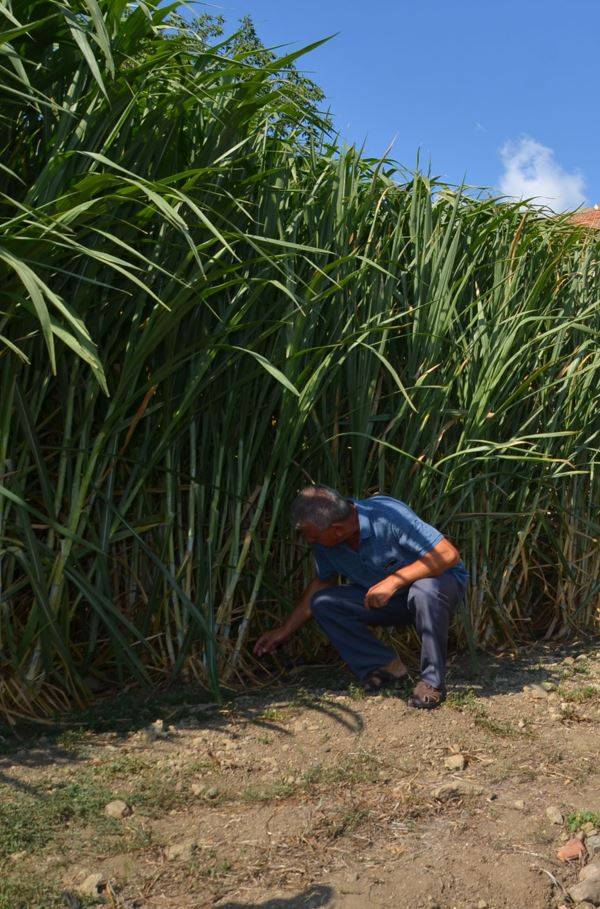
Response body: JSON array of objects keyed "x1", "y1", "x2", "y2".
[
  {"x1": 580, "y1": 863, "x2": 600, "y2": 883},
  {"x1": 568, "y1": 878, "x2": 600, "y2": 904},
  {"x1": 104, "y1": 799, "x2": 132, "y2": 819},
  {"x1": 79, "y1": 873, "x2": 106, "y2": 897},
  {"x1": 191, "y1": 783, "x2": 205, "y2": 796},
  {"x1": 526, "y1": 684, "x2": 548, "y2": 699},
  {"x1": 546, "y1": 805, "x2": 564, "y2": 825},
  {"x1": 145, "y1": 718, "x2": 169, "y2": 742},
  {"x1": 444, "y1": 754, "x2": 467, "y2": 772},
  {"x1": 165, "y1": 840, "x2": 196, "y2": 862},
  {"x1": 513, "y1": 800, "x2": 526, "y2": 811},
  {"x1": 477, "y1": 901, "x2": 489, "y2": 909},
  {"x1": 433, "y1": 781, "x2": 483, "y2": 801},
  {"x1": 557, "y1": 837, "x2": 587, "y2": 862},
  {"x1": 587, "y1": 835, "x2": 600, "y2": 857}
]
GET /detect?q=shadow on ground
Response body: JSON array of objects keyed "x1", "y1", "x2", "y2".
[
  {"x1": 216, "y1": 884, "x2": 334, "y2": 908},
  {"x1": 1, "y1": 636, "x2": 598, "y2": 777}
]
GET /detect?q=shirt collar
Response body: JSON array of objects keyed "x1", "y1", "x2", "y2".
[{"x1": 354, "y1": 501, "x2": 372, "y2": 540}]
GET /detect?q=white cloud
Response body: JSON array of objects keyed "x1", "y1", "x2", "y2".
[{"x1": 499, "y1": 137, "x2": 586, "y2": 212}]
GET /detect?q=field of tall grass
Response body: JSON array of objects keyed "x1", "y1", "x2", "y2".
[{"x1": 1, "y1": 0, "x2": 598, "y2": 721}]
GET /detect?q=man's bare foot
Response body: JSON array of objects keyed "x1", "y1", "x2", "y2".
[
  {"x1": 382, "y1": 656, "x2": 408, "y2": 679},
  {"x1": 361, "y1": 657, "x2": 409, "y2": 695}
]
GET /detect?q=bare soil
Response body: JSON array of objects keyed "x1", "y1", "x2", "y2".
[{"x1": 1, "y1": 642, "x2": 599, "y2": 909}]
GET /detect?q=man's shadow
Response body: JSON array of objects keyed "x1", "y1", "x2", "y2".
[{"x1": 217, "y1": 884, "x2": 333, "y2": 909}]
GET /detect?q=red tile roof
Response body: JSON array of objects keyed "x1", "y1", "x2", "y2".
[{"x1": 571, "y1": 207, "x2": 600, "y2": 228}]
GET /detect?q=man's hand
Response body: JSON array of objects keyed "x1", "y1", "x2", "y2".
[
  {"x1": 365, "y1": 575, "x2": 403, "y2": 609},
  {"x1": 253, "y1": 626, "x2": 291, "y2": 657}
]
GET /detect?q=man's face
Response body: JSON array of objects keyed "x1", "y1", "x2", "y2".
[{"x1": 299, "y1": 521, "x2": 346, "y2": 547}]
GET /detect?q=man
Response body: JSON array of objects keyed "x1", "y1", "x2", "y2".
[{"x1": 254, "y1": 485, "x2": 468, "y2": 709}]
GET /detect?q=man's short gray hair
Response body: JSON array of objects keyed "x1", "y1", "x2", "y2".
[{"x1": 291, "y1": 485, "x2": 352, "y2": 531}]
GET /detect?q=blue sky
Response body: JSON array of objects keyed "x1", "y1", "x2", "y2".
[{"x1": 213, "y1": 0, "x2": 599, "y2": 211}]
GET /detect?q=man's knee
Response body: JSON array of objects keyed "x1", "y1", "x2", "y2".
[
  {"x1": 408, "y1": 578, "x2": 451, "y2": 616},
  {"x1": 311, "y1": 588, "x2": 337, "y2": 620}
]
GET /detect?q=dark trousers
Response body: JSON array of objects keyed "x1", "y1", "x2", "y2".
[{"x1": 311, "y1": 574, "x2": 465, "y2": 689}]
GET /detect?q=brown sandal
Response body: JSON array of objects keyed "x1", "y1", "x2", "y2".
[{"x1": 408, "y1": 680, "x2": 446, "y2": 709}]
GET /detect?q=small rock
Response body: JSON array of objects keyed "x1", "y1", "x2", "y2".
[
  {"x1": 205, "y1": 786, "x2": 219, "y2": 799},
  {"x1": 576, "y1": 654, "x2": 588, "y2": 661},
  {"x1": 557, "y1": 837, "x2": 587, "y2": 862},
  {"x1": 191, "y1": 783, "x2": 205, "y2": 796},
  {"x1": 518, "y1": 718, "x2": 527, "y2": 729},
  {"x1": 79, "y1": 874, "x2": 106, "y2": 897},
  {"x1": 433, "y1": 781, "x2": 482, "y2": 801},
  {"x1": 587, "y1": 835, "x2": 600, "y2": 857},
  {"x1": 144, "y1": 718, "x2": 168, "y2": 741},
  {"x1": 568, "y1": 878, "x2": 600, "y2": 904},
  {"x1": 165, "y1": 840, "x2": 196, "y2": 862},
  {"x1": 444, "y1": 754, "x2": 467, "y2": 772},
  {"x1": 546, "y1": 805, "x2": 564, "y2": 825},
  {"x1": 105, "y1": 799, "x2": 132, "y2": 819},
  {"x1": 9, "y1": 850, "x2": 27, "y2": 861},
  {"x1": 580, "y1": 863, "x2": 600, "y2": 883},
  {"x1": 513, "y1": 800, "x2": 526, "y2": 811},
  {"x1": 477, "y1": 901, "x2": 489, "y2": 909},
  {"x1": 526, "y1": 684, "x2": 548, "y2": 699}
]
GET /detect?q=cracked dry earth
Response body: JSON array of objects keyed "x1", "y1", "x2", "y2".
[{"x1": 1, "y1": 643, "x2": 600, "y2": 909}]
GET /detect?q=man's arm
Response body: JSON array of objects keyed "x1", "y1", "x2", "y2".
[
  {"x1": 365, "y1": 538, "x2": 461, "y2": 609},
  {"x1": 253, "y1": 576, "x2": 335, "y2": 656}
]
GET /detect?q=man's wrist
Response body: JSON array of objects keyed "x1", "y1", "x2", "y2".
[{"x1": 390, "y1": 571, "x2": 407, "y2": 590}]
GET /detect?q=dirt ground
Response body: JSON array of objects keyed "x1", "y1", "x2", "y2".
[{"x1": 1, "y1": 641, "x2": 600, "y2": 909}]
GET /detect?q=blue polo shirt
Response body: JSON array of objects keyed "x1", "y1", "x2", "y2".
[{"x1": 313, "y1": 496, "x2": 468, "y2": 589}]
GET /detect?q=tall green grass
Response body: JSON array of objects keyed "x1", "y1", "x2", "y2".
[{"x1": 0, "y1": 1, "x2": 598, "y2": 720}]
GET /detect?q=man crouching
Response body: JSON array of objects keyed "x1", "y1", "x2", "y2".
[{"x1": 254, "y1": 485, "x2": 468, "y2": 709}]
